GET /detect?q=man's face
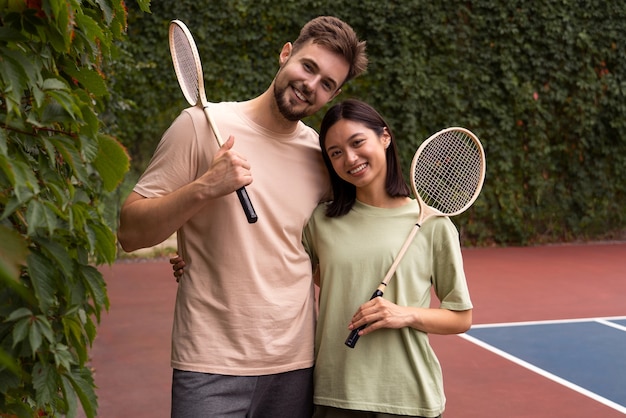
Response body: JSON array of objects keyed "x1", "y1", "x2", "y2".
[{"x1": 273, "y1": 42, "x2": 349, "y2": 121}]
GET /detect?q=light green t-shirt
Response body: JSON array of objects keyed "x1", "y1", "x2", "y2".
[{"x1": 303, "y1": 200, "x2": 472, "y2": 416}]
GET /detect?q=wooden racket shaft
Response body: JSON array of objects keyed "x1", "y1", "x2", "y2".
[{"x1": 344, "y1": 225, "x2": 420, "y2": 348}]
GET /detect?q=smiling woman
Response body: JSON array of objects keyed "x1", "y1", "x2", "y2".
[
  {"x1": 324, "y1": 118, "x2": 393, "y2": 201},
  {"x1": 303, "y1": 99, "x2": 473, "y2": 418}
]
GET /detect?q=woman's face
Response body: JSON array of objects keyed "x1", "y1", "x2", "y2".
[{"x1": 324, "y1": 119, "x2": 390, "y2": 192}]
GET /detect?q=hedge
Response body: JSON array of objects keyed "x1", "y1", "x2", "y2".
[{"x1": 108, "y1": 0, "x2": 626, "y2": 246}]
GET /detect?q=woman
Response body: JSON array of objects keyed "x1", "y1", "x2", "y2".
[{"x1": 172, "y1": 99, "x2": 473, "y2": 418}]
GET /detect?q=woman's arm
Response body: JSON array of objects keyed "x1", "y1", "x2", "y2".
[{"x1": 348, "y1": 297, "x2": 472, "y2": 337}]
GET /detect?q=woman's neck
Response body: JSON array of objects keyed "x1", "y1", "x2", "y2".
[{"x1": 356, "y1": 190, "x2": 411, "y2": 209}]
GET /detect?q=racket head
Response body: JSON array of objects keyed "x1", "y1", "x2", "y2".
[
  {"x1": 169, "y1": 20, "x2": 207, "y2": 107},
  {"x1": 410, "y1": 127, "x2": 486, "y2": 217}
]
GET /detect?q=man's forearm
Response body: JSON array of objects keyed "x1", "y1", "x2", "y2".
[{"x1": 117, "y1": 184, "x2": 206, "y2": 252}]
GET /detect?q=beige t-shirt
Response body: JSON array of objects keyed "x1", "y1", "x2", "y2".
[{"x1": 134, "y1": 104, "x2": 329, "y2": 375}]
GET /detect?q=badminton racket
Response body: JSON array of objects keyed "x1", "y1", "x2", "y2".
[
  {"x1": 169, "y1": 20, "x2": 258, "y2": 224},
  {"x1": 345, "y1": 127, "x2": 486, "y2": 348}
]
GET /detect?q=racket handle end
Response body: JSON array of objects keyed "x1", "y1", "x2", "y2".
[
  {"x1": 344, "y1": 289, "x2": 384, "y2": 348},
  {"x1": 345, "y1": 325, "x2": 366, "y2": 348},
  {"x1": 236, "y1": 187, "x2": 258, "y2": 224}
]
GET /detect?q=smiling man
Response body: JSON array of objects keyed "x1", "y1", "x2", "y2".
[{"x1": 117, "y1": 16, "x2": 367, "y2": 418}]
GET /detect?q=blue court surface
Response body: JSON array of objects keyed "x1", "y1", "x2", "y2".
[{"x1": 461, "y1": 316, "x2": 626, "y2": 414}]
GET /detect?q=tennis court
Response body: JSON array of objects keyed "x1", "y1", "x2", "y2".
[{"x1": 91, "y1": 241, "x2": 626, "y2": 417}]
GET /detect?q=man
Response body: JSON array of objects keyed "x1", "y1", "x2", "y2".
[{"x1": 118, "y1": 16, "x2": 368, "y2": 417}]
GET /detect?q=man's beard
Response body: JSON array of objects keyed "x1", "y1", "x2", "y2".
[{"x1": 273, "y1": 82, "x2": 311, "y2": 122}]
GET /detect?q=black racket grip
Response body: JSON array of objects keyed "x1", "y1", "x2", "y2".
[
  {"x1": 236, "y1": 187, "x2": 258, "y2": 224},
  {"x1": 344, "y1": 289, "x2": 384, "y2": 348}
]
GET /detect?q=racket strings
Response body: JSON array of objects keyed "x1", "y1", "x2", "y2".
[
  {"x1": 413, "y1": 131, "x2": 483, "y2": 214},
  {"x1": 171, "y1": 27, "x2": 200, "y2": 104}
]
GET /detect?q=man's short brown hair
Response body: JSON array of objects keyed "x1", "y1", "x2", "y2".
[{"x1": 292, "y1": 16, "x2": 368, "y2": 86}]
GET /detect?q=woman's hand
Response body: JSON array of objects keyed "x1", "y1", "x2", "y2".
[
  {"x1": 348, "y1": 298, "x2": 472, "y2": 337},
  {"x1": 169, "y1": 254, "x2": 186, "y2": 282}
]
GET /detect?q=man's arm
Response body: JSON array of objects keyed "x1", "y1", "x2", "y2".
[{"x1": 118, "y1": 136, "x2": 252, "y2": 252}]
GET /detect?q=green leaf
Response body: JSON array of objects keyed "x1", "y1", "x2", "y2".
[
  {"x1": 47, "y1": 90, "x2": 81, "y2": 121},
  {"x1": 28, "y1": 318, "x2": 43, "y2": 355},
  {"x1": 62, "y1": 368, "x2": 97, "y2": 418},
  {"x1": 95, "y1": 0, "x2": 114, "y2": 24},
  {"x1": 35, "y1": 315, "x2": 54, "y2": 344},
  {"x1": 5, "y1": 307, "x2": 33, "y2": 322},
  {"x1": 27, "y1": 250, "x2": 58, "y2": 312},
  {"x1": 11, "y1": 317, "x2": 30, "y2": 348},
  {"x1": 74, "y1": 13, "x2": 106, "y2": 53},
  {"x1": 25, "y1": 199, "x2": 59, "y2": 236},
  {"x1": 87, "y1": 222, "x2": 116, "y2": 263},
  {"x1": 0, "y1": 47, "x2": 41, "y2": 87},
  {"x1": 47, "y1": 21, "x2": 72, "y2": 53},
  {"x1": 93, "y1": 134, "x2": 130, "y2": 192},
  {"x1": 51, "y1": 343, "x2": 74, "y2": 371},
  {"x1": 0, "y1": 225, "x2": 29, "y2": 280},
  {"x1": 53, "y1": 136, "x2": 90, "y2": 184},
  {"x1": 33, "y1": 236, "x2": 74, "y2": 278},
  {"x1": 135, "y1": 0, "x2": 152, "y2": 13},
  {"x1": 62, "y1": 315, "x2": 87, "y2": 360},
  {"x1": 0, "y1": 50, "x2": 29, "y2": 115},
  {"x1": 0, "y1": 157, "x2": 39, "y2": 204},
  {"x1": 0, "y1": 229, "x2": 36, "y2": 305},
  {"x1": 80, "y1": 264, "x2": 109, "y2": 318},
  {"x1": 59, "y1": 371, "x2": 79, "y2": 418},
  {"x1": 33, "y1": 362, "x2": 58, "y2": 405},
  {"x1": 62, "y1": 64, "x2": 109, "y2": 98},
  {"x1": 42, "y1": 77, "x2": 70, "y2": 91}
]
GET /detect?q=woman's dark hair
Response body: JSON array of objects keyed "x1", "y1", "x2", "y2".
[{"x1": 319, "y1": 99, "x2": 410, "y2": 217}]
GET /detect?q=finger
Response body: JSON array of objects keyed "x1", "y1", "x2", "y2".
[{"x1": 219, "y1": 135, "x2": 235, "y2": 152}]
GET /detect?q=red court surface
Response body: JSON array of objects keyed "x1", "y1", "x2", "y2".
[{"x1": 91, "y1": 242, "x2": 626, "y2": 417}]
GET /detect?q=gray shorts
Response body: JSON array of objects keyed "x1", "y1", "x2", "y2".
[{"x1": 171, "y1": 367, "x2": 313, "y2": 418}]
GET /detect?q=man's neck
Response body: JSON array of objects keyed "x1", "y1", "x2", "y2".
[{"x1": 241, "y1": 89, "x2": 300, "y2": 135}]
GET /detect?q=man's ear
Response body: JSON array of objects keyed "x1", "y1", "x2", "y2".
[{"x1": 279, "y1": 42, "x2": 293, "y2": 65}]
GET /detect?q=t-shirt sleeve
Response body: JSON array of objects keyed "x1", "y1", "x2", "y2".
[
  {"x1": 431, "y1": 217, "x2": 473, "y2": 311},
  {"x1": 134, "y1": 109, "x2": 202, "y2": 198},
  {"x1": 302, "y1": 209, "x2": 320, "y2": 269}
]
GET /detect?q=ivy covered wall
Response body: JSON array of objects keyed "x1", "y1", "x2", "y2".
[{"x1": 109, "y1": 0, "x2": 626, "y2": 245}]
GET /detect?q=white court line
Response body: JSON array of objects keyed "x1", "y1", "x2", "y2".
[
  {"x1": 469, "y1": 315, "x2": 626, "y2": 328},
  {"x1": 596, "y1": 318, "x2": 626, "y2": 332},
  {"x1": 460, "y1": 315, "x2": 626, "y2": 414}
]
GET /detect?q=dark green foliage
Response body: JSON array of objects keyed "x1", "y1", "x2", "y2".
[
  {"x1": 0, "y1": 0, "x2": 150, "y2": 416},
  {"x1": 108, "y1": 1, "x2": 626, "y2": 245}
]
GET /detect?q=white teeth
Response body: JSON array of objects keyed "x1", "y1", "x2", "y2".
[
  {"x1": 294, "y1": 88, "x2": 306, "y2": 102},
  {"x1": 349, "y1": 163, "x2": 367, "y2": 174}
]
